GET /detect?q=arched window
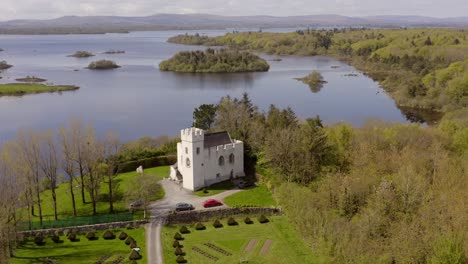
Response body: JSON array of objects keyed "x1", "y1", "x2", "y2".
[
  {"x1": 185, "y1": 147, "x2": 188, "y2": 154},
  {"x1": 218, "y1": 156, "x2": 225, "y2": 166},
  {"x1": 186, "y1": 158, "x2": 191, "y2": 168},
  {"x1": 196, "y1": 147, "x2": 200, "y2": 155},
  {"x1": 229, "y1": 153, "x2": 235, "y2": 164}
]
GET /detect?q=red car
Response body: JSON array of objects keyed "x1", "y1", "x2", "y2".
[{"x1": 202, "y1": 199, "x2": 223, "y2": 208}]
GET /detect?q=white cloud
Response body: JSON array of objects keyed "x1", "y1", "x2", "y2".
[{"x1": 0, "y1": 0, "x2": 466, "y2": 21}]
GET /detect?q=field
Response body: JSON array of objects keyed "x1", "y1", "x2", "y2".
[
  {"x1": 0, "y1": 83, "x2": 79, "y2": 96},
  {"x1": 223, "y1": 185, "x2": 277, "y2": 207},
  {"x1": 18, "y1": 166, "x2": 169, "y2": 229},
  {"x1": 12, "y1": 228, "x2": 146, "y2": 264},
  {"x1": 161, "y1": 216, "x2": 319, "y2": 264}
]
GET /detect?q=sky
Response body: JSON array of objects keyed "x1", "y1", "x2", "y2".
[{"x1": 0, "y1": 0, "x2": 467, "y2": 21}]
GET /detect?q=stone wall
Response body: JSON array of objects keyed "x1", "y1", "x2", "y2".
[{"x1": 165, "y1": 207, "x2": 281, "y2": 224}]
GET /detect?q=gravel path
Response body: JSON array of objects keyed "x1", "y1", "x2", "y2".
[
  {"x1": 146, "y1": 221, "x2": 163, "y2": 264},
  {"x1": 261, "y1": 239, "x2": 273, "y2": 255},
  {"x1": 244, "y1": 238, "x2": 258, "y2": 253}
]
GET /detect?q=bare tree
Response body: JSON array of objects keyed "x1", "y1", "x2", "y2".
[
  {"x1": 68, "y1": 118, "x2": 89, "y2": 204},
  {"x1": 58, "y1": 125, "x2": 78, "y2": 216},
  {"x1": 82, "y1": 126, "x2": 103, "y2": 215},
  {"x1": 103, "y1": 131, "x2": 122, "y2": 213},
  {"x1": 38, "y1": 130, "x2": 59, "y2": 220},
  {"x1": 125, "y1": 172, "x2": 161, "y2": 219}
]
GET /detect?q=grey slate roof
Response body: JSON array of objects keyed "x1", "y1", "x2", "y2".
[{"x1": 204, "y1": 131, "x2": 232, "y2": 148}]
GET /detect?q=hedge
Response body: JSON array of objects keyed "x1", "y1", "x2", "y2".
[{"x1": 118, "y1": 155, "x2": 176, "y2": 173}]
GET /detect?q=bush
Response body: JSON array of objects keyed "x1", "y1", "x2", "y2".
[
  {"x1": 102, "y1": 230, "x2": 116, "y2": 240},
  {"x1": 179, "y1": 226, "x2": 190, "y2": 234},
  {"x1": 227, "y1": 217, "x2": 238, "y2": 226},
  {"x1": 129, "y1": 240, "x2": 137, "y2": 249},
  {"x1": 195, "y1": 223, "x2": 206, "y2": 230},
  {"x1": 176, "y1": 255, "x2": 187, "y2": 263},
  {"x1": 244, "y1": 217, "x2": 254, "y2": 224},
  {"x1": 119, "y1": 232, "x2": 128, "y2": 240},
  {"x1": 67, "y1": 233, "x2": 79, "y2": 242},
  {"x1": 258, "y1": 215, "x2": 269, "y2": 223},
  {"x1": 34, "y1": 235, "x2": 45, "y2": 246},
  {"x1": 129, "y1": 249, "x2": 142, "y2": 260},
  {"x1": 213, "y1": 219, "x2": 223, "y2": 228},
  {"x1": 173, "y1": 240, "x2": 182, "y2": 248},
  {"x1": 130, "y1": 260, "x2": 137, "y2": 264},
  {"x1": 175, "y1": 246, "x2": 185, "y2": 256},
  {"x1": 125, "y1": 236, "x2": 135, "y2": 245},
  {"x1": 126, "y1": 223, "x2": 134, "y2": 230},
  {"x1": 86, "y1": 232, "x2": 98, "y2": 241},
  {"x1": 51, "y1": 235, "x2": 61, "y2": 243},
  {"x1": 174, "y1": 232, "x2": 183, "y2": 240}
]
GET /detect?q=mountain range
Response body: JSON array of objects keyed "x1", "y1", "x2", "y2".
[{"x1": 1, "y1": 14, "x2": 467, "y2": 34}]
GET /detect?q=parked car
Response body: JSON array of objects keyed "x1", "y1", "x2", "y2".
[
  {"x1": 129, "y1": 200, "x2": 144, "y2": 208},
  {"x1": 237, "y1": 180, "x2": 253, "y2": 189},
  {"x1": 202, "y1": 199, "x2": 223, "y2": 208},
  {"x1": 175, "y1": 202, "x2": 194, "y2": 212}
]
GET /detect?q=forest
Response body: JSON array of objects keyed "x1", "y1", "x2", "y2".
[
  {"x1": 169, "y1": 28, "x2": 468, "y2": 113},
  {"x1": 159, "y1": 48, "x2": 270, "y2": 73},
  {"x1": 189, "y1": 94, "x2": 468, "y2": 263}
]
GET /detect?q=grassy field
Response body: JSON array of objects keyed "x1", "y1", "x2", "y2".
[
  {"x1": 194, "y1": 180, "x2": 235, "y2": 197},
  {"x1": 19, "y1": 166, "x2": 169, "y2": 229},
  {"x1": 12, "y1": 228, "x2": 146, "y2": 264},
  {"x1": 161, "y1": 216, "x2": 319, "y2": 264},
  {"x1": 223, "y1": 185, "x2": 277, "y2": 207},
  {"x1": 0, "y1": 83, "x2": 79, "y2": 96}
]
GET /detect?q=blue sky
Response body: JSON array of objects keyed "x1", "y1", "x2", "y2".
[{"x1": 1, "y1": 0, "x2": 466, "y2": 20}]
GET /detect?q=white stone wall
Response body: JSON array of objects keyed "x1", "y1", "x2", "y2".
[{"x1": 175, "y1": 127, "x2": 244, "y2": 191}]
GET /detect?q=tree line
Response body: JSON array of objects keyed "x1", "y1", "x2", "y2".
[{"x1": 192, "y1": 93, "x2": 467, "y2": 263}]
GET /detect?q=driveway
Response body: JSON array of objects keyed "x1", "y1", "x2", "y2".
[{"x1": 145, "y1": 179, "x2": 243, "y2": 264}]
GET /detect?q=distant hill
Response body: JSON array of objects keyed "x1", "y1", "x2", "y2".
[{"x1": 0, "y1": 14, "x2": 467, "y2": 34}]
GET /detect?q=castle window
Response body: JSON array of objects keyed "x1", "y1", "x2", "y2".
[
  {"x1": 216, "y1": 173, "x2": 220, "y2": 178},
  {"x1": 186, "y1": 158, "x2": 191, "y2": 168},
  {"x1": 196, "y1": 147, "x2": 200, "y2": 155},
  {"x1": 218, "y1": 156, "x2": 225, "y2": 166},
  {"x1": 229, "y1": 153, "x2": 235, "y2": 164},
  {"x1": 185, "y1": 147, "x2": 188, "y2": 154}
]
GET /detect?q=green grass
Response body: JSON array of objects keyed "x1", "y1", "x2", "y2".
[
  {"x1": 162, "y1": 216, "x2": 319, "y2": 264},
  {"x1": 0, "y1": 83, "x2": 79, "y2": 96},
  {"x1": 194, "y1": 180, "x2": 235, "y2": 197},
  {"x1": 18, "y1": 166, "x2": 169, "y2": 229},
  {"x1": 12, "y1": 228, "x2": 146, "y2": 264},
  {"x1": 223, "y1": 185, "x2": 277, "y2": 207}
]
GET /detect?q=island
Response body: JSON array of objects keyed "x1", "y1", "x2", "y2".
[
  {"x1": 103, "y1": 49, "x2": 125, "y2": 54},
  {"x1": 68, "y1": 51, "x2": 95, "y2": 58},
  {"x1": 159, "y1": 49, "x2": 270, "y2": 73},
  {"x1": 0, "y1": 60, "x2": 12, "y2": 70},
  {"x1": 15, "y1": 76, "x2": 47, "y2": 83},
  {"x1": 0, "y1": 48, "x2": 3, "y2": 52},
  {"x1": 0, "y1": 83, "x2": 79, "y2": 96},
  {"x1": 295, "y1": 71, "x2": 327, "y2": 93},
  {"x1": 87, "y1": 60, "x2": 120, "y2": 70}
]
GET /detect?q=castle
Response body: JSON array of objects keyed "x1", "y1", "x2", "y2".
[{"x1": 169, "y1": 127, "x2": 245, "y2": 191}]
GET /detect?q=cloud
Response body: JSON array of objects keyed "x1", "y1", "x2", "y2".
[{"x1": 0, "y1": 0, "x2": 465, "y2": 21}]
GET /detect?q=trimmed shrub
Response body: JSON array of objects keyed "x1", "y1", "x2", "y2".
[
  {"x1": 175, "y1": 246, "x2": 184, "y2": 256},
  {"x1": 258, "y1": 215, "x2": 269, "y2": 223},
  {"x1": 51, "y1": 235, "x2": 61, "y2": 243},
  {"x1": 176, "y1": 255, "x2": 187, "y2": 263},
  {"x1": 34, "y1": 235, "x2": 45, "y2": 246},
  {"x1": 119, "y1": 232, "x2": 128, "y2": 240},
  {"x1": 129, "y1": 249, "x2": 142, "y2": 260},
  {"x1": 125, "y1": 236, "x2": 135, "y2": 245},
  {"x1": 86, "y1": 232, "x2": 98, "y2": 241},
  {"x1": 213, "y1": 219, "x2": 223, "y2": 228},
  {"x1": 195, "y1": 223, "x2": 206, "y2": 230},
  {"x1": 174, "y1": 232, "x2": 183, "y2": 240},
  {"x1": 227, "y1": 217, "x2": 238, "y2": 226},
  {"x1": 126, "y1": 223, "x2": 134, "y2": 230},
  {"x1": 102, "y1": 230, "x2": 116, "y2": 240},
  {"x1": 129, "y1": 241, "x2": 137, "y2": 249},
  {"x1": 179, "y1": 226, "x2": 190, "y2": 234},
  {"x1": 130, "y1": 260, "x2": 137, "y2": 264},
  {"x1": 244, "y1": 217, "x2": 254, "y2": 224},
  {"x1": 67, "y1": 233, "x2": 79, "y2": 242}
]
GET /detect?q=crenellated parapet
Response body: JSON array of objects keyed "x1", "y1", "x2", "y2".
[{"x1": 181, "y1": 127, "x2": 204, "y2": 142}]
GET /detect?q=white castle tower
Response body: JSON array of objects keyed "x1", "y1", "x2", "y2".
[{"x1": 170, "y1": 127, "x2": 245, "y2": 191}]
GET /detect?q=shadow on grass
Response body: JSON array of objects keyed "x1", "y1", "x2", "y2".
[{"x1": 195, "y1": 180, "x2": 235, "y2": 197}]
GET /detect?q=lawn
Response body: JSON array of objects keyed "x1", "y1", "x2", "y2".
[
  {"x1": 223, "y1": 185, "x2": 277, "y2": 207},
  {"x1": 0, "y1": 83, "x2": 79, "y2": 96},
  {"x1": 18, "y1": 166, "x2": 169, "y2": 229},
  {"x1": 194, "y1": 180, "x2": 235, "y2": 197},
  {"x1": 12, "y1": 228, "x2": 146, "y2": 264},
  {"x1": 161, "y1": 216, "x2": 319, "y2": 264}
]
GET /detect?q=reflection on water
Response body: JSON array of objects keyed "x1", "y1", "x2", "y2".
[{"x1": 0, "y1": 30, "x2": 441, "y2": 142}]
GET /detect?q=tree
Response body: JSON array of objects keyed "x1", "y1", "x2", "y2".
[
  {"x1": 192, "y1": 104, "x2": 217, "y2": 130},
  {"x1": 125, "y1": 172, "x2": 161, "y2": 218},
  {"x1": 82, "y1": 126, "x2": 103, "y2": 215},
  {"x1": 58, "y1": 125, "x2": 78, "y2": 216},
  {"x1": 38, "y1": 130, "x2": 59, "y2": 220},
  {"x1": 103, "y1": 131, "x2": 122, "y2": 213}
]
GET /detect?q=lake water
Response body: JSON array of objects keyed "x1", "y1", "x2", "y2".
[{"x1": 0, "y1": 30, "x2": 419, "y2": 142}]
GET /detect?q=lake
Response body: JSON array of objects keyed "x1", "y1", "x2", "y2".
[{"x1": 0, "y1": 30, "x2": 421, "y2": 142}]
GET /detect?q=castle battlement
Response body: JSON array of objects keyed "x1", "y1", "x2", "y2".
[
  {"x1": 181, "y1": 127, "x2": 204, "y2": 142},
  {"x1": 216, "y1": 143, "x2": 236, "y2": 151}
]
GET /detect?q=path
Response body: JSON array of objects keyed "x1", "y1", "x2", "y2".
[{"x1": 145, "y1": 179, "x2": 243, "y2": 264}]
